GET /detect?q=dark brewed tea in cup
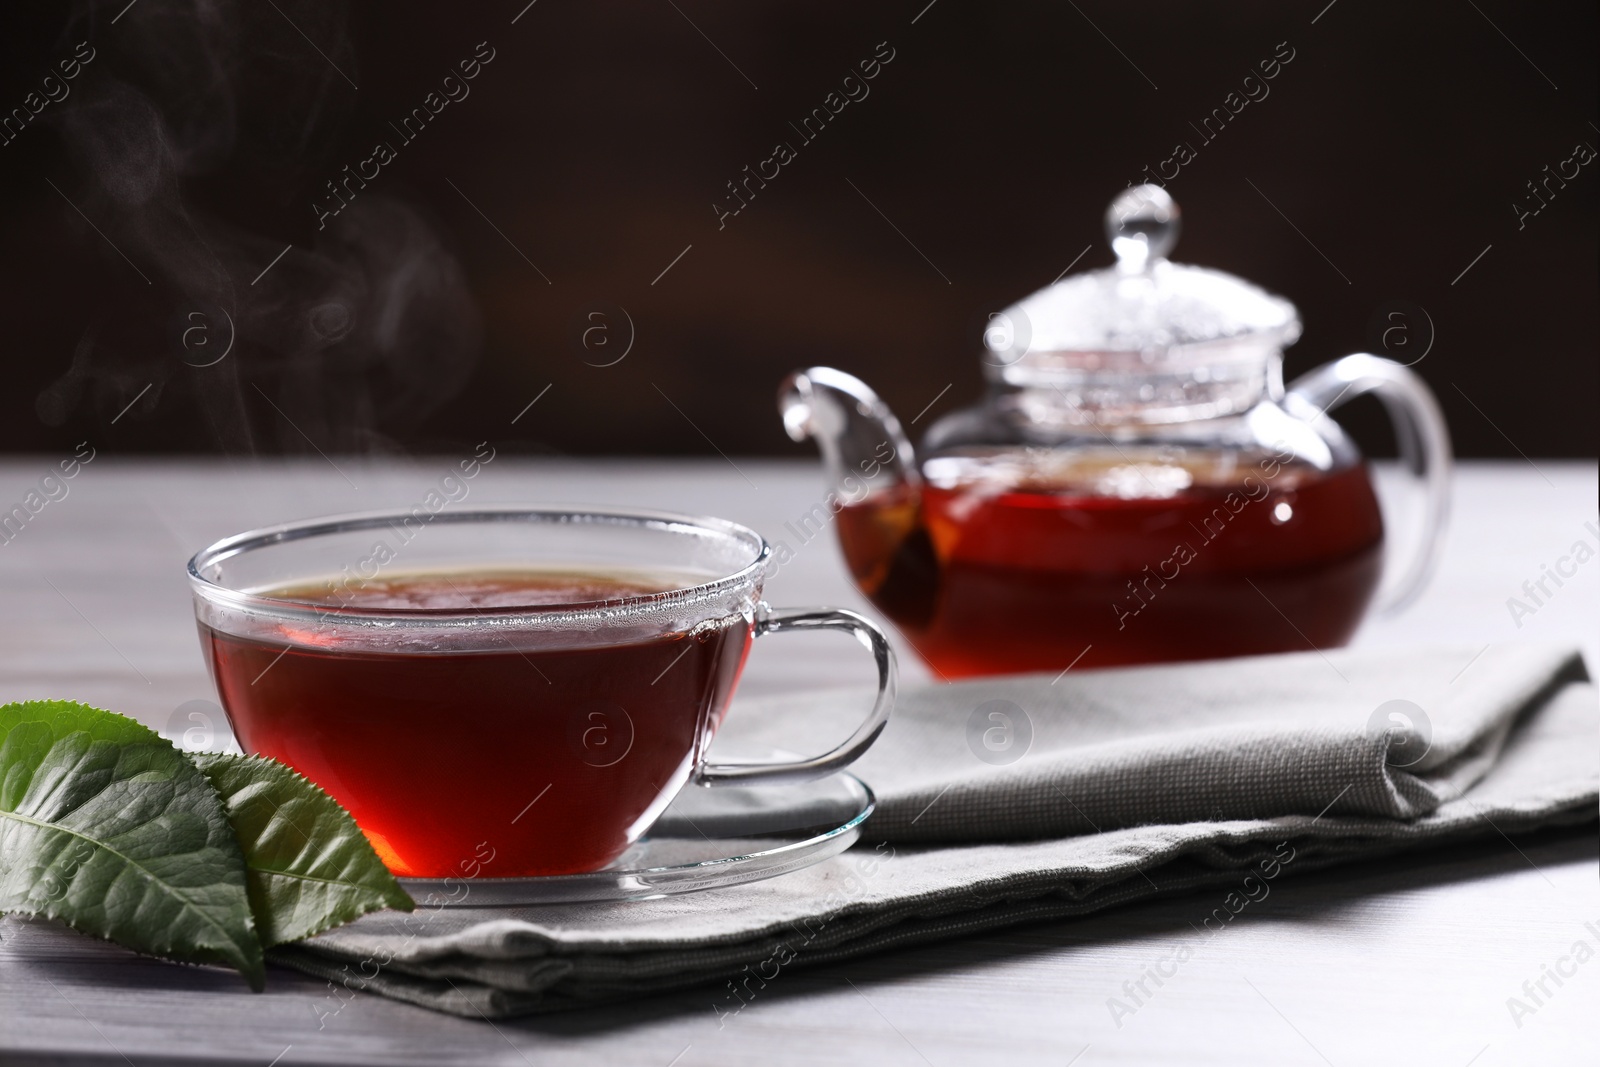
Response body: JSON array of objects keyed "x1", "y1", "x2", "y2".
[
  {"x1": 190, "y1": 507, "x2": 894, "y2": 883},
  {"x1": 203, "y1": 569, "x2": 752, "y2": 878}
]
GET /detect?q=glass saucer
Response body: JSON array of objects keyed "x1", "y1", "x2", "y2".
[{"x1": 397, "y1": 771, "x2": 874, "y2": 906}]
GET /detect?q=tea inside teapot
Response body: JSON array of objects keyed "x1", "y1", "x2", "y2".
[{"x1": 832, "y1": 440, "x2": 1382, "y2": 676}]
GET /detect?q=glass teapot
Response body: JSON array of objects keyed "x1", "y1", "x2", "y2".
[{"x1": 778, "y1": 185, "x2": 1451, "y2": 678}]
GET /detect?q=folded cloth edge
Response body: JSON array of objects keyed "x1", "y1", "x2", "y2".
[{"x1": 273, "y1": 769, "x2": 1597, "y2": 1019}]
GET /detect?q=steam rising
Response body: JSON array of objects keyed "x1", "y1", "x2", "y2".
[{"x1": 36, "y1": 0, "x2": 482, "y2": 454}]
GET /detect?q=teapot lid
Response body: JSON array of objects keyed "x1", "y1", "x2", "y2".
[{"x1": 984, "y1": 185, "x2": 1301, "y2": 381}]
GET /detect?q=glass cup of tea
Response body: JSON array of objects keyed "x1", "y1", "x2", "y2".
[{"x1": 187, "y1": 506, "x2": 895, "y2": 879}]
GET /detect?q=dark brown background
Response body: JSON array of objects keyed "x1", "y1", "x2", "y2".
[{"x1": 1, "y1": 1, "x2": 1595, "y2": 460}]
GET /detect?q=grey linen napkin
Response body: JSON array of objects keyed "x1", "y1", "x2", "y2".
[{"x1": 274, "y1": 644, "x2": 1597, "y2": 1019}]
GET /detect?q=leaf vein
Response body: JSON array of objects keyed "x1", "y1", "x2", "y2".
[{"x1": 0, "y1": 808, "x2": 251, "y2": 949}]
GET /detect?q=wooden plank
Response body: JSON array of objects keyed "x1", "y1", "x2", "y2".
[
  {"x1": 0, "y1": 459, "x2": 1595, "y2": 1065},
  {"x1": 2, "y1": 835, "x2": 1592, "y2": 1065}
]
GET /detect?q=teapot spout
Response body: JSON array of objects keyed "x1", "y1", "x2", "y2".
[
  {"x1": 778, "y1": 367, "x2": 919, "y2": 501},
  {"x1": 778, "y1": 369, "x2": 939, "y2": 631}
]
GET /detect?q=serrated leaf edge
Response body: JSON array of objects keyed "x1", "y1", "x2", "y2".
[
  {"x1": 195, "y1": 752, "x2": 415, "y2": 945},
  {"x1": 0, "y1": 699, "x2": 266, "y2": 989}
]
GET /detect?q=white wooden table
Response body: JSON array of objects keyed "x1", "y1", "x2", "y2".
[{"x1": 1, "y1": 458, "x2": 1595, "y2": 1066}]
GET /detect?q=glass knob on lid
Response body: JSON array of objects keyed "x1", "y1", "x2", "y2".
[
  {"x1": 1106, "y1": 184, "x2": 1181, "y2": 270},
  {"x1": 984, "y1": 184, "x2": 1301, "y2": 426}
]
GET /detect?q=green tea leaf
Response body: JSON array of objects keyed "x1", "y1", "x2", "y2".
[
  {"x1": 0, "y1": 700, "x2": 263, "y2": 989},
  {"x1": 193, "y1": 753, "x2": 414, "y2": 947}
]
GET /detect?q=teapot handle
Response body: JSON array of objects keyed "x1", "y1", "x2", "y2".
[{"x1": 1285, "y1": 353, "x2": 1452, "y2": 615}]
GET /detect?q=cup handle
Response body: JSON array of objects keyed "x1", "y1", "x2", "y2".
[
  {"x1": 1285, "y1": 353, "x2": 1453, "y2": 615},
  {"x1": 695, "y1": 605, "x2": 896, "y2": 787}
]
